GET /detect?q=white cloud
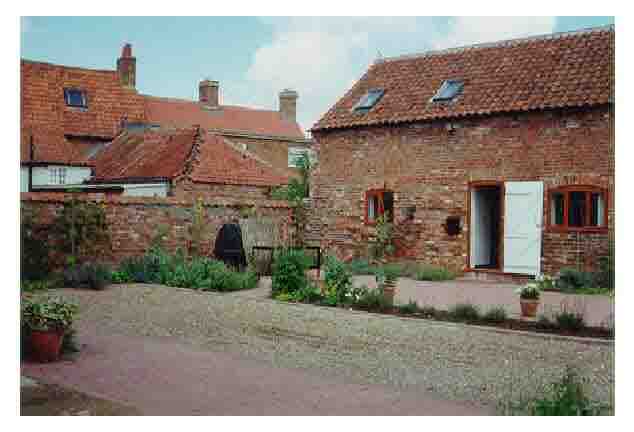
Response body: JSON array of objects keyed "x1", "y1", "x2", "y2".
[
  {"x1": 433, "y1": 17, "x2": 557, "y2": 50},
  {"x1": 240, "y1": 17, "x2": 558, "y2": 133}
]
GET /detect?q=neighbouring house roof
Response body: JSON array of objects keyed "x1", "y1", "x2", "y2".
[
  {"x1": 143, "y1": 95, "x2": 305, "y2": 139},
  {"x1": 20, "y1": 60, "x2": 145, "y2": 140},
  {"x1": 190, "y1": 132, "x2": 289, "y2": 187},
  {"x1": 20, "y1": 127, "x2": 94, "y2": 166},
  {"x1": 312, "y1": 25, "x2": 614, "y2": 132},
  {"x1": 91, "y1": 127, "x2": 288, "y2": 187}
]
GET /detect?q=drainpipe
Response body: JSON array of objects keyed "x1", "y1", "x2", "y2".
[{"x1": 28, "y1": 134, "x2": 34, "y2": 192}]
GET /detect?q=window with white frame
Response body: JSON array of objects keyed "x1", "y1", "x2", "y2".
[{"x1": 48, "y1": 167, "x2": 68, "y2": 185}]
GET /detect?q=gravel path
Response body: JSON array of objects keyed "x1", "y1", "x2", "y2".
[{"x1": 44, "y1": 283, "x2": 614, "y2": 412}]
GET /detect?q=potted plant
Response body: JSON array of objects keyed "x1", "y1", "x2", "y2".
[
  {"x1": 515, "y1": 280, "x2": 542, "y2": 318},
  {"x1": 21, "y1": 296, "x2": 78, "y2": 362},
  {"x1": 376, "y1": 265, "x2": 400, "y2": 306}
]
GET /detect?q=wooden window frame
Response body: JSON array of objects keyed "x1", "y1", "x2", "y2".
[
  {"x1": 365, "y1": 189, "x2": 394, "y2": 225},
  {"x1": 547, "y1": 185, "x2": 608, "y2": 233}
]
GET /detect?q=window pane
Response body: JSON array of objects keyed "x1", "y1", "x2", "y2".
[
  {"x1": 591, "y1": 193, "x2": 605, "y2": 226},
  {"x1": 368, "y1": 195, "x2": 376, "y2": 221},
  {"x1": 65, "y1": 89, "x2": 86, "y2": 107},
  {"x1": 432, "y1": 80, "x2": 464, "y2": 101},
  {"x1": 551, "y1": 192, "x2": 564, "y2": 225},
  {"x1": 569, "y1": 191, "x2": 586, "y2": 227},
  {"x1": 355, "y1": 89, "x2": 384, "y2": 110},
  {"x1": 383, "y1": 191, "x2": 394, "y2": 222}
]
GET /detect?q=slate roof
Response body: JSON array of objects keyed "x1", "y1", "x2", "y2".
[
  {"x1": 91, "y1": 127, "x2": 288, "y2": 187},
  {"x1": 144, "y1": 95, "x2": 305, "y2": 139},
  {"x1": 312, "y1": 26, "x2": 614, "y2": 131}
]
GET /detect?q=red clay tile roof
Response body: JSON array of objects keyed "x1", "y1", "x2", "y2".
[
  {"x1": 21, "y1": 127, "x2": 93, "y2": 166},
  {"x1": 91, "y1": 127, "x2": 288, "y2": 187},
  {"x1": 91, "y1": 128, "x2": 196, "y2": 182},
  {"x1": 313, "y1": 26, "x2": 614, "y2": 131},
  {"x1": 21, "y1": 60, "x2": 145, "y2": 139},
  {"x1": 191, "y1": 131, "x2": 288, "y2": 186},
  {"x1": 144, "y1": 96, "x2": 305, "y2": 139}
]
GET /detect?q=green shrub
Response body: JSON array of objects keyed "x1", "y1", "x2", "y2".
[
  {"x1": 346, "y1": 258, "x2": 376, "y2": 276},
  {"x1": 557, "y1": 268, "x2": 596, "y2": 292},
  {"x1": 324, "y1": 255, "x2": 353, "y2": 304},
  {"x1": 271, "y1": 249, "x2": 311, "y2": 296},
  {"x1": 526, "y1": 367, "x2": 609, "y2": 415},
  {"x1": 353, "y1": 286, "x2": 391, "y2": 312},
  {"x1": 20, "y1": 210, "x2": 50, "y2": 281},
  {"x1": 398, "y1": 300, "x2": 420, "y2": 315},
  {"x1": 483, "y1": 306, "x2": 508, "y2": 323},
  {"x1": 595, "y1": 242, "x2": 615, "y2": 290},
  {"x1": 414, "y1": 265, "x2": 456, "y2": 281},
  {"x1": 555, "y1": 310, "x2": 586, "y2": 331},
  {"x1": 62, "y1": 262, "x2": 112, "y2": 290},
  {"x1": 448, "y1": 303, "x2": 481, "y2": 322},
  {"x1": 21, "y1": 280, "x2": 52, "y2": 293},
  {"x1": 294, "y1": 282, "x2": 323, "y2": 303}
]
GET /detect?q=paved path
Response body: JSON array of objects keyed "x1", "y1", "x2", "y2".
[
  {"x1": 22, "y1": 324, "x2": 488, "y2": 415},
  {"x1": 350, "y1": 276, "x2": 614, "y2": 328}
]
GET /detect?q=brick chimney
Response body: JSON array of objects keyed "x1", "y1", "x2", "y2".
[
  {"x1": 279, "y1": 89, "x2": 298, "y2": 122},
  {"x1": 117, "y1": 43, "x2": 136, "y2": 89},
  {"x1": 199, "y1": 79, "x2": 219, "y2": 108}
]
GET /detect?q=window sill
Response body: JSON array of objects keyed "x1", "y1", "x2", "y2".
[{"x1": 546, "y1": 226, "x2": 608, "y2": 234}]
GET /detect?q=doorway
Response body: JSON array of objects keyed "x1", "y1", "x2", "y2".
[{"x1": 470, "y1": 185, "x2": 502, "y2": 269}]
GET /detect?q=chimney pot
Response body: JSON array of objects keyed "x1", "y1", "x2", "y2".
[
  {"x1": 117, "y1": 43, "x2": 136, "y2": 89},
  {"x1": 279, "y1": 89, "x2": 298, "y2": 122},
  {"x1": 199, "y1": 79, "x2": 220, "y2": 108}
]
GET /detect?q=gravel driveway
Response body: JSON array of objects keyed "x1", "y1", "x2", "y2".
[{"x1": 39, "y1": 283, "x2": 614, "y2": 412}]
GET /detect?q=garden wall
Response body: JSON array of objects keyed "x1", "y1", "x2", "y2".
[{"x1": 20, "y1": 192, "x2": 293, "y2": 267}]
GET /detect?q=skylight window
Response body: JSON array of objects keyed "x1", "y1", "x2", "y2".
[
  {"x1": 353, "y1": 89, "x2": 384, "y2": 111},
  {"x1": 64, "y1": 88, "x2": 87, "y2": 108},
  {"x1": 431, "y1": 80, "x2": 463, "y2": 102}
]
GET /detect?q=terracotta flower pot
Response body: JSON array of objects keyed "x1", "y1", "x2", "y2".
[
  {"x1": 520, "y1": 299, "x2": 540, "y2": 318},
  {"x1": 383, "y1": 280, "x2": 397, "y2": 305},
  {"x1": 29, "y1": 329, "x2": 64, "y2": 362}
]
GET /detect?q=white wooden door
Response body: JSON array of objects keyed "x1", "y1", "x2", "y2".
[{"x1": 503, "y1": 181, "x2": 543, "y2": 275}]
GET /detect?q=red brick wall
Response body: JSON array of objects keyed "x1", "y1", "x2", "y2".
[
  {"x1": 21, "y1": 193, "x2": 292, "y2": 266},
  {"x1": 222, "y1": 135, "x2": 310, "y2": 179},
  {"x1": 21, "y1": 60, "x2": 145, "y2": 139},
  {"x1": 311, "y1": 105, "x2": 614, "y2": 276},
  {"x1": 171, "y1": 179, "x2": 272, "y2": 201}
]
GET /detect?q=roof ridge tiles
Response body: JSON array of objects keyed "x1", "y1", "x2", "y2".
[{"x1": 376, "y1": 24, "x2": 614, "y2": 64}]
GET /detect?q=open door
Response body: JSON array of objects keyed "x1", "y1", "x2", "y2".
[{"x1": 503, "y1": 181, "x2": 543, "y2": 275}]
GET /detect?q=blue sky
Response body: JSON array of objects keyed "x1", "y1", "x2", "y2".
[{"x1": 21, "y1": 16, "x2": 614, "y2": 133}]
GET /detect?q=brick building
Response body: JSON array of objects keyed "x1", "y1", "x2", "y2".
[
  {"x1": 310, "y1": 26, "x2": 614, "y2": 277},
  {"x1": 20, "y1": 43, "x2": 311, "y2": 196}
]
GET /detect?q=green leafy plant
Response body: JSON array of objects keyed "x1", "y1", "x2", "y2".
[
  {"x1": 370, "y1": 213, "x2": 395, "y2": 259},
  {"x1": 20, "y1": 209, "x2": 50, "y2": 281},
  {"x1": 271, "y1": 249, "x2": 311, "y2": 296},
  {"x1": 21, "y1": 280, "x2": 52, "y2": 293},
  {"x1": 21, "y1": 296, "x2": 78, "y2": 332},
  {"x1": 483, "y1": 306, "x2": 508, "y2": 323},
  {"x1": 324, "y1": 255, "x2": 353, "y2": 305},
  {"x1": 398, "y1": 300, "x2": 420, "y2": 315},
  {"x1": 346, "y1": 258, "x2": 376, "y2": 276},
  {"x1": 515, "y1": 282, "x2": 542, "y2": 300},
  {"x1": 352, "y1": 285, "x2": 391, "y2": 312},
  {"x1": 49, "y1": 196, "x2": 111, "y2": 266},
  {"x1": 529, "y1": 367, "x2": 609, "y2": 415},
  {"x1": 555, "y1": 309, "x2": 586, "y2": 331},
  {"x1": 63, "y1": 262, "x2": 112, "y2": 290},
  {"x1": 414, "y1": 265, "x2": 456, "y2": 281},
  {"x1": 448, "y1": 303, "x2": 481, "y2": 322},
  {"x1": 557, "y1": 268, "x2": 596, "y2": 293}
]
